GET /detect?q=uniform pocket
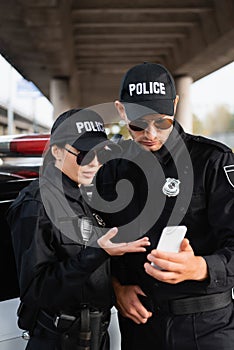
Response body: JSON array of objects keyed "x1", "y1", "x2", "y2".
[{"x1": 58, "y1": 217, "x2": 83, "y2": 245}]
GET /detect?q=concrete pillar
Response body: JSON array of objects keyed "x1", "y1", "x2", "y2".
[
  {"x1": 69, "y1": 71, "x2": 81, "y2": 108},
  {"x1": 50, "y1": 78, "x2": 72, "y2": 120},
  {"x1": 174, "y1": 75, "x2": 193, "y2": 133}
]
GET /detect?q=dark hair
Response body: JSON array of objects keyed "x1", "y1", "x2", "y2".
[
  {"x1": 42, "y1": 108, "x2": 82, "y2": 174},
  {"x1": 41, "y1": 141, "x2": 67, "y2": 174}
]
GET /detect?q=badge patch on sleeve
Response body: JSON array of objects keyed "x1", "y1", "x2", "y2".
[{"x1": 224, "y1": 165, "x2": 234, "y2": 188}]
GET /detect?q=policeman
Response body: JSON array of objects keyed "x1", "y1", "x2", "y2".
[
  {"x1": 94, "y1": 63, "x2": 234, "y2": 350},
  {"x1": 7, "y1": 108, "x2": 150, "y2": 350}
]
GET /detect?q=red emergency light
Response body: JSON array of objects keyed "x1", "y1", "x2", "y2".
[{"x1": 9, "y1": 134, "x2": 50, "y2": 155}]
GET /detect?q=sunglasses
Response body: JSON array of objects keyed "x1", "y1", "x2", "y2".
[
  {"x1": 128, "y1": 117, "x2": 173, "y2": 132},
  {"x1": 64, "y1": 145, "x2": 116, "y2": 166}
]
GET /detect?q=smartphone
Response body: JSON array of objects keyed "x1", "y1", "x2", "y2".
[{"x1": 151, "y1": 225, "x2": 187, "y2": 269}]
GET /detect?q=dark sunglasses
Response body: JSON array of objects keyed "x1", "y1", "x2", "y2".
[
  {"x1": 64, "y1": 145, "x2": 117, "y2": 166},
  {"x1": 128, "y1": 117, "x2": 173, "y2": 132}
]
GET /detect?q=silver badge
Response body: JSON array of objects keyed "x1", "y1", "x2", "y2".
[
  {"x1": 162, "y1": 178, "x2": 180, "y2": 197},
  {"x1": 224, "y1": 165, "x2": 234, "y2": 188},
  {"x1": 93, "y1": 213, "x2": 106, "y2": 227}
]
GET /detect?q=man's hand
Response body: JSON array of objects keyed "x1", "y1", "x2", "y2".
[
  {"x1": 98, "y1": 227, "x2": 150, "y2": 256},
  {"x1": 144, "y1": 238, "x2": 208, "y2": 283},
  {"x1": 112, "y1": 278, "x2": 152, "y2": 324}
]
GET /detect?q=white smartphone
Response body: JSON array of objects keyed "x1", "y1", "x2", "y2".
[{"x1": 151, "y1": 225, "x2": 187, "y2": 269}]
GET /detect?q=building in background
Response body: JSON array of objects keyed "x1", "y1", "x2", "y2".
[
  {"x1": 0, "y1": 55, "x2": 53, "y2": 135},
  {"x1": 1, "y1": 53, "x2": 234, "y2": 150}
]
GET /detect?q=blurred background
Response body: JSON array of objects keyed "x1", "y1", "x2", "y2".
[
  {"x1": 0, "y1": 1, "x2": 233, "y2": 150},
  {"x1": 1, "y1": 53, "x2": 233, "y2": 149}
]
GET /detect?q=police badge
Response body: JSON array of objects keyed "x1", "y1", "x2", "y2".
[
  {"x1": 224, "y1": 165, "x2": 234, "y2": 188},
  {"x1": 93, "y1": 212, "x2": 106, "y2": 227},
  {"x1": 162, "y1": 178, "x2": 180, "y2": 197}
]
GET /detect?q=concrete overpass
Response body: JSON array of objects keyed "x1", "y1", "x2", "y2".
[
  {"x1": 0, "y1": 102, "x2": 50, "y2": 134},
  {"x1": 0, "y1": 0, "x2": 234, "y2": 131}
]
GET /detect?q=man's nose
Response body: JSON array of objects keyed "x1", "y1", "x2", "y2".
[{"x1": 144, "y1": 123, "x2": 158, "y2": 139}]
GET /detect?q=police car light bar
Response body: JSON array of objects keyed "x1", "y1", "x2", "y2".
[{"x1": 0, "y1": 134, "x2": 50, "y2": 156}]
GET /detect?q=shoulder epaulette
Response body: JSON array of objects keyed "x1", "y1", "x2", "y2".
[
  {"x1": 189, "y1": 134, "x2": 232, "y2": 153},
  {"x1": 24, "y1": 179, "x2": 41, "y2": 199},
  {"x1": 10, "y1": 179, "x2": 41, "y2": 210}
]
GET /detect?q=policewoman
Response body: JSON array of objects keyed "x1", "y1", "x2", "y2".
[
  {"x1": 7, "y1": 108, "x2": 150, "y2": 350},
  {"x1": 95, "y1": 63, "x2": 234, "y2": 350}
]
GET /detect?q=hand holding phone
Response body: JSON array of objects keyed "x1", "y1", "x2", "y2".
[{"x1": 151, "y1": 225, "x2": 187, "y2": 269}]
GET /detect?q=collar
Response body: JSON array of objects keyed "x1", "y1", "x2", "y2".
[{"x1": 42, "y1": 162, "x2": 82, "y2": 202}]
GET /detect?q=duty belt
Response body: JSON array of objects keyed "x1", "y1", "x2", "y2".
[
  {"x1": 37, "y1": 306, "x2": 109, "y2": 350},
  {"x1": 37, "y1": 310, "x2": 71, "y2": 334},
  {"x1": 154, "y1": 290, "x2": 232, "y2": 315},
  {"x1": 37, "y1": 307, "x2": 106, "y2": 333}
]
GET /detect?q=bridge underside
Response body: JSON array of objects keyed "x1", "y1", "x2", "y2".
[{"x1": 0, "y1": 0, "x2": 233, "y2": 124}]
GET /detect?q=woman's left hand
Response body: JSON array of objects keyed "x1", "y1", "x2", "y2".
[{"x1": 97, "y1": 227, "x2": 150, "y2": 256}]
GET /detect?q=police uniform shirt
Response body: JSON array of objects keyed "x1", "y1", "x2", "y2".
[
  {"x1": 95, "y1": 121, "x2": 234, "y2": 301},
  {"x1": 7, "y1": 163, "x2": 112, "y2": 315}
]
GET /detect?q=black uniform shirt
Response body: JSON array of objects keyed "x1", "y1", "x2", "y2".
[
  {"x1": 95, "y1": 121, "x2": 234, "y2": 301},
  {"x1": 7, "y1": 163, "x2": 112, "y2": 315}
]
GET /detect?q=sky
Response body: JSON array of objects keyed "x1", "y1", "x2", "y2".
[
  {"x1": 0, "y1": 54, "x2": 234, "y2": 130},
  {"x1": 191, "y1": 61, "x2": 234, "y2": 120}
]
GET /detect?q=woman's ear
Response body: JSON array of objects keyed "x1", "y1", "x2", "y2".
[{"x1": 51, "y1": 145, "x2": 63, "y2": 161}]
